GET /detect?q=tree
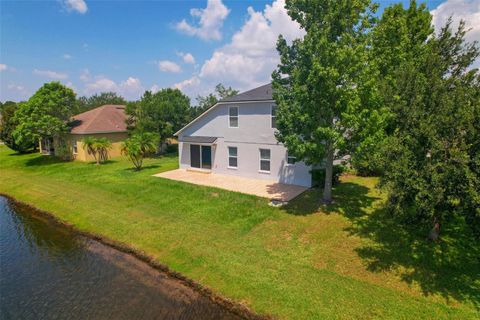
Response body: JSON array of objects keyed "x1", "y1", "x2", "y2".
[
  {"x1": 121, "y1": 132, "x2": 158, "y2": 170},
  {"x1": 350, "y1": 0, "x2": 433, "y2": 175},
  {"x1": 82, "y1": 137, "x2": 112, "y2": 165},
  {"x1": 0, "y1": 101, "x2": 36, "y2": 152},
  {"x1": 272, "y1": 0, "x2": 377, "y2": 203},
  {"x1": 126, "y1": 88, "x2": 190, "y2": 153},
  {"x1": 194, "y1": 83, "x2": 238, "y2": 117},
  {"x1": 76, "y1": 92, "x2": 126, "y2": 114},
  {"x1": 378, "y1": 19, "x2": 480, "y2": 238},
  {"x1": 12, "y1": 82, "x2": 76, "y2": 148}
]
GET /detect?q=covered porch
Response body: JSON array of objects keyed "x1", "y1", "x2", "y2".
[
  {"x1": 179, "y1": 136, "x2": 218, "y2": 171},
  {"x1": 153, "y1": 169, "x2": 308, "y2": 202}
]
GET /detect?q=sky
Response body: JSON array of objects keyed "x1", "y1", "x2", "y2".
[{"x1": 1, "y1": 0, "x2": 479, "y2": 102}]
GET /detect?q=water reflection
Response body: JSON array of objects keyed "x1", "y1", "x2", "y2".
[{"x1": 0, "y1": 197, "x2": 240, "y2": 320}]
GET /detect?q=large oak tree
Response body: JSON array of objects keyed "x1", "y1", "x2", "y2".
[
  {"x1": 272, "y1": 0, "x2": 377, "y2": 203},
  {"x1": 12, "y1": 82, "x2": 76, "y2": 148},
  {"x1": 126, "y1": 88, "x2": 190, "y2": 153}
]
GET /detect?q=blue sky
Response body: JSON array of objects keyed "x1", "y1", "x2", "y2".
[{"x1": 1, "y1": 0, "x2": 478, "y2": 102}]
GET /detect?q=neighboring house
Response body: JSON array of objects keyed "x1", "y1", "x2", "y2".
[
  {"x1": 175, "y1": 84, "x2": 312, "y2": 187},
  {"x1": 39, "y1": 105, "x2": 128, "y2": 161}
]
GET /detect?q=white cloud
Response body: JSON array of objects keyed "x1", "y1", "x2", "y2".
[
  {"x1": 83, "y1": 74, "x2": 145, "y2": 100},
  {"x1": 7, "y1": 83, "x2": 25, "y2": 92},
  {"x1": 63, "y1": 53, "x2": 73, "y2": 59},
  {"x1": 64, "y1": 81, "x2": 76, "y2": 91},
  {"x1": 79, "y1": 68, "x2": 91, "y2": 82},
  {"x1": 61, "y1": 0, "x2": 88, "y2": 14},
  {"x1": 173, "y1": 76, "x2": 200, "y2": 91},
  {"x1": 2, "y1": 82, "x2": 28, "y2": 101},
  {"x1": 0, "y1": 64, "x2": 7, "y2": 72},
  {"x1": 85, "y1": 77, "x2": 117, "y2": 92},
  {"x1": 431, "y1": 0, "x2": 480, "y2": 44},
  {"x1": 150, "y1": 84, "x2": 161, "y2": 93},
  {"x1": 177, "y1": 52, "x2": 196, "y2": 64},
  {"x1": 119, "y1": 77, "x2": 144, "y2": 98},
  {"x1": 176, "y1": 0, "x2": 304, "y2": 97},
  {"x1": 33, "y1": 69, "x2": 68, "y2": 79},
  {"x1": 175, "y1": 0, "x2": 230, "y2": 41},
  {"x1": 158, "y1": 60, "x2": 182, "y2": 73}
]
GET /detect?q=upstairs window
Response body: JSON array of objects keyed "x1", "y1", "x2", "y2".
[
  {"x1": 286, "y1": 152, "x2": 296, "y2": 165},
  {"x1": 259, "y1": 148, "x2": 271, "y2": 172},
  {"x1": 271, "y1": 105, "x2": 277, "y2": 128},
  {"x1": 229, "y1": 106, "x2": 239, "y2": 128},
  {"x1": 228, "y1": 147, "x2": 238, "y2": 168}
]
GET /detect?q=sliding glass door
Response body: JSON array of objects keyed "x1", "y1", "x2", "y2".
[
  {"x1": 190, "y1": 144, "x2": 212, "y2": 169},
  {"x1": 201, "y1": 146, "x2": 212, "y2": 169},
  {"x1": 190, "y1": 145, "x2": 201, "y2": 168}
]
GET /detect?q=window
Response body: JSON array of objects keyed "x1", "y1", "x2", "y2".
[
  {"x1": 73, "y1": 141, "x2": 78, "y2": 154},
  {"x1": 286, "y1": 152, "x2": 296, "y2": 165},
  {"x1": 259, "y1": 149, "x2": 271, "y2": 172},
  {"x1": 228, "y1": 147, "x2": 238, "y2": 168},
  {"x1": 271, "y1": 105, "x2": 277, "y2": 128},
  {"x1": 229, "y1": 106, "x2": 239, "y2": 127}
]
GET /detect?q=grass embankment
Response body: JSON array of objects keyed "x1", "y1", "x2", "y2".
[{"x1": 0, "y1": 145, "x2": 478, "y2": 319}]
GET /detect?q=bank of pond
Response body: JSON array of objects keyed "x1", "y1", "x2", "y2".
[{"x1": 0, "y1": 196, "x2": 243, "y2": 320}]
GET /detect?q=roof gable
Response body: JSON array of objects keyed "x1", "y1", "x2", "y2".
[
  {"x1": 70, "y1": 105, "x2": 127, "y2": 134},
  {"x1": 175, "y1": 83, "x2": 274, "y2": 135},
  {"x1": 220, "y1": 83, "x2": 273, "y2": 103}
]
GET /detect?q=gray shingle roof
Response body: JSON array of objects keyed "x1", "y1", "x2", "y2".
[{"x1": 220, "y1": 83, "x2": 273, "y2": 102}]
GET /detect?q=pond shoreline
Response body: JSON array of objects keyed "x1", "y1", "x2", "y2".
[{"x1": 0, "y1": 192, "x2": 272, "y2": 320}]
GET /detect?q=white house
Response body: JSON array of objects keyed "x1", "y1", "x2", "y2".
[{"x1": 175, "y1": 83, "x2": 312, "y2": 187}]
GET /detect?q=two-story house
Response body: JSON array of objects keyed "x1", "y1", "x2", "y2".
[{"x1": 175, "y1": 83, "x2": 312, "y2": 187}]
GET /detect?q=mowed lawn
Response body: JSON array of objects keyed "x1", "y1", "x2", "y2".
[{"x1": 0, "y1": 145, "x2": 478, "y2": 319}]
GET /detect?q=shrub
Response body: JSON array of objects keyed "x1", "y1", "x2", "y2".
[
  {"x1": 122, "y1": 132, "x2": 158, "y2": 170},
  {"x1": 165, "y1": 143, "x2": 178, "y2": 154},
  {"x1": 82, "y1": 137, "x2": 112, "y2": 165},
  {"x1": 311, "y1": 165, "x2": 346, "y2": 187}
]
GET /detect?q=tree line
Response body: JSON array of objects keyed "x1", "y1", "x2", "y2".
[
  {"x1": 0, "y1": 83, "x2": 237, "y2": 158},
  {"x1": 273, "y1": 0, "x2": 479, "y2": 238}
]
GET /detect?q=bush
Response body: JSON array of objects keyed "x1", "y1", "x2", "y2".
[
  {"x1": 311, "y1": 165, "x2": 346, "y2": 187},
  {"x1": 165, "y1": 143, "x2": 178, "y2": 154},
  {"x1": 55, "y1": 139, "x2": 73, "y2": 161},
  {"x1": 0, "y1": 101, "x2": 36, "y2": 153},
  {"x1": 351, "y1": 141, "x2": 384, "y2": 176}
]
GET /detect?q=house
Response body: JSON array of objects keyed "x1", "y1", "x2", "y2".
[
  {"x1": 175, "y1": 84, "x2": 312, "y2": 187},
  {"x1": 39, "y1": 104, "x2": 128, "y2": 161}
]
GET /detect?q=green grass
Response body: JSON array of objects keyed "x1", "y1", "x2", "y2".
[{"x1": 0, "y1": 145, "x2": 478, "y2": 319}]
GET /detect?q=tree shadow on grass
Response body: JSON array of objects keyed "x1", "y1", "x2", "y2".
[
  {"x1": 86, "y1": 160, "x2": 119, "y2": 166},
  {"x1": 8, "y1": 149, "x2": 38, "y2": 156},
  {"x1": 284, "y1": 182, "x2": 379, "y2": 216},
  {"x1": 285, "y1": 179, "x2": 480, "y2": 309},
  {"x1": 122, "y1": 164, "x2": 161, "y2": 172},
  {"x1": 25, "y1": 155, "x2": 66, "y2": 166},
  {"x1": 347, "y1": 205, "x2": 480, "y2": 309}
]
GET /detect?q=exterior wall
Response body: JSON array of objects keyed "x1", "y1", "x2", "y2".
[
  {"x1": 68, "y1": 132, "x2": 128, "y2": 161},
  {"x1": 178, "y1": 102, "x2": 312, "y2": 187}
]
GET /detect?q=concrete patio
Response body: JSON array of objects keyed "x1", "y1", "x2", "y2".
[{"x1": 153, "y1": 169, "x2": 308, "y2": 201}]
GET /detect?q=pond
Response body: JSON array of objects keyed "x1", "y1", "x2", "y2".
[{"x1": 0, "y1": 196, "x2": 241, "y2": 320}]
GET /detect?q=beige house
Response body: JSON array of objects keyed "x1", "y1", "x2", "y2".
[{"x1": 40, "y1": 105, "x2": 128, "y2": 161}]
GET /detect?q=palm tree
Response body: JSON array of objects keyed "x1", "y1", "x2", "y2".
[
  {"x1": 121, "y1": 132, "x2": 158, "y2": 170},
  {"x1": 95, "y1": 138, "x2": 112, "y2": 163},
  {"x1": 82, "y1": 137, "x2": 112, "y2": 165}
]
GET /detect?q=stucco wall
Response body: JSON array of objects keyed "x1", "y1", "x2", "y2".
[
  {"x1": 178, "y1": 102, "x2": 312, "y2": 187},
  {"x1": 69, "y1": 132, "x2": 128, "y2": 162}
]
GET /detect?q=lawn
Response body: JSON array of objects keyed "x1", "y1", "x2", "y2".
[{"x1": 0, "y1": 145, "x2": 478, "y2": 319}]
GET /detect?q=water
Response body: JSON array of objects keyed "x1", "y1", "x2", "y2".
[{"x1": 0, "y1": 197, "x2": 241, "y2": 320}]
